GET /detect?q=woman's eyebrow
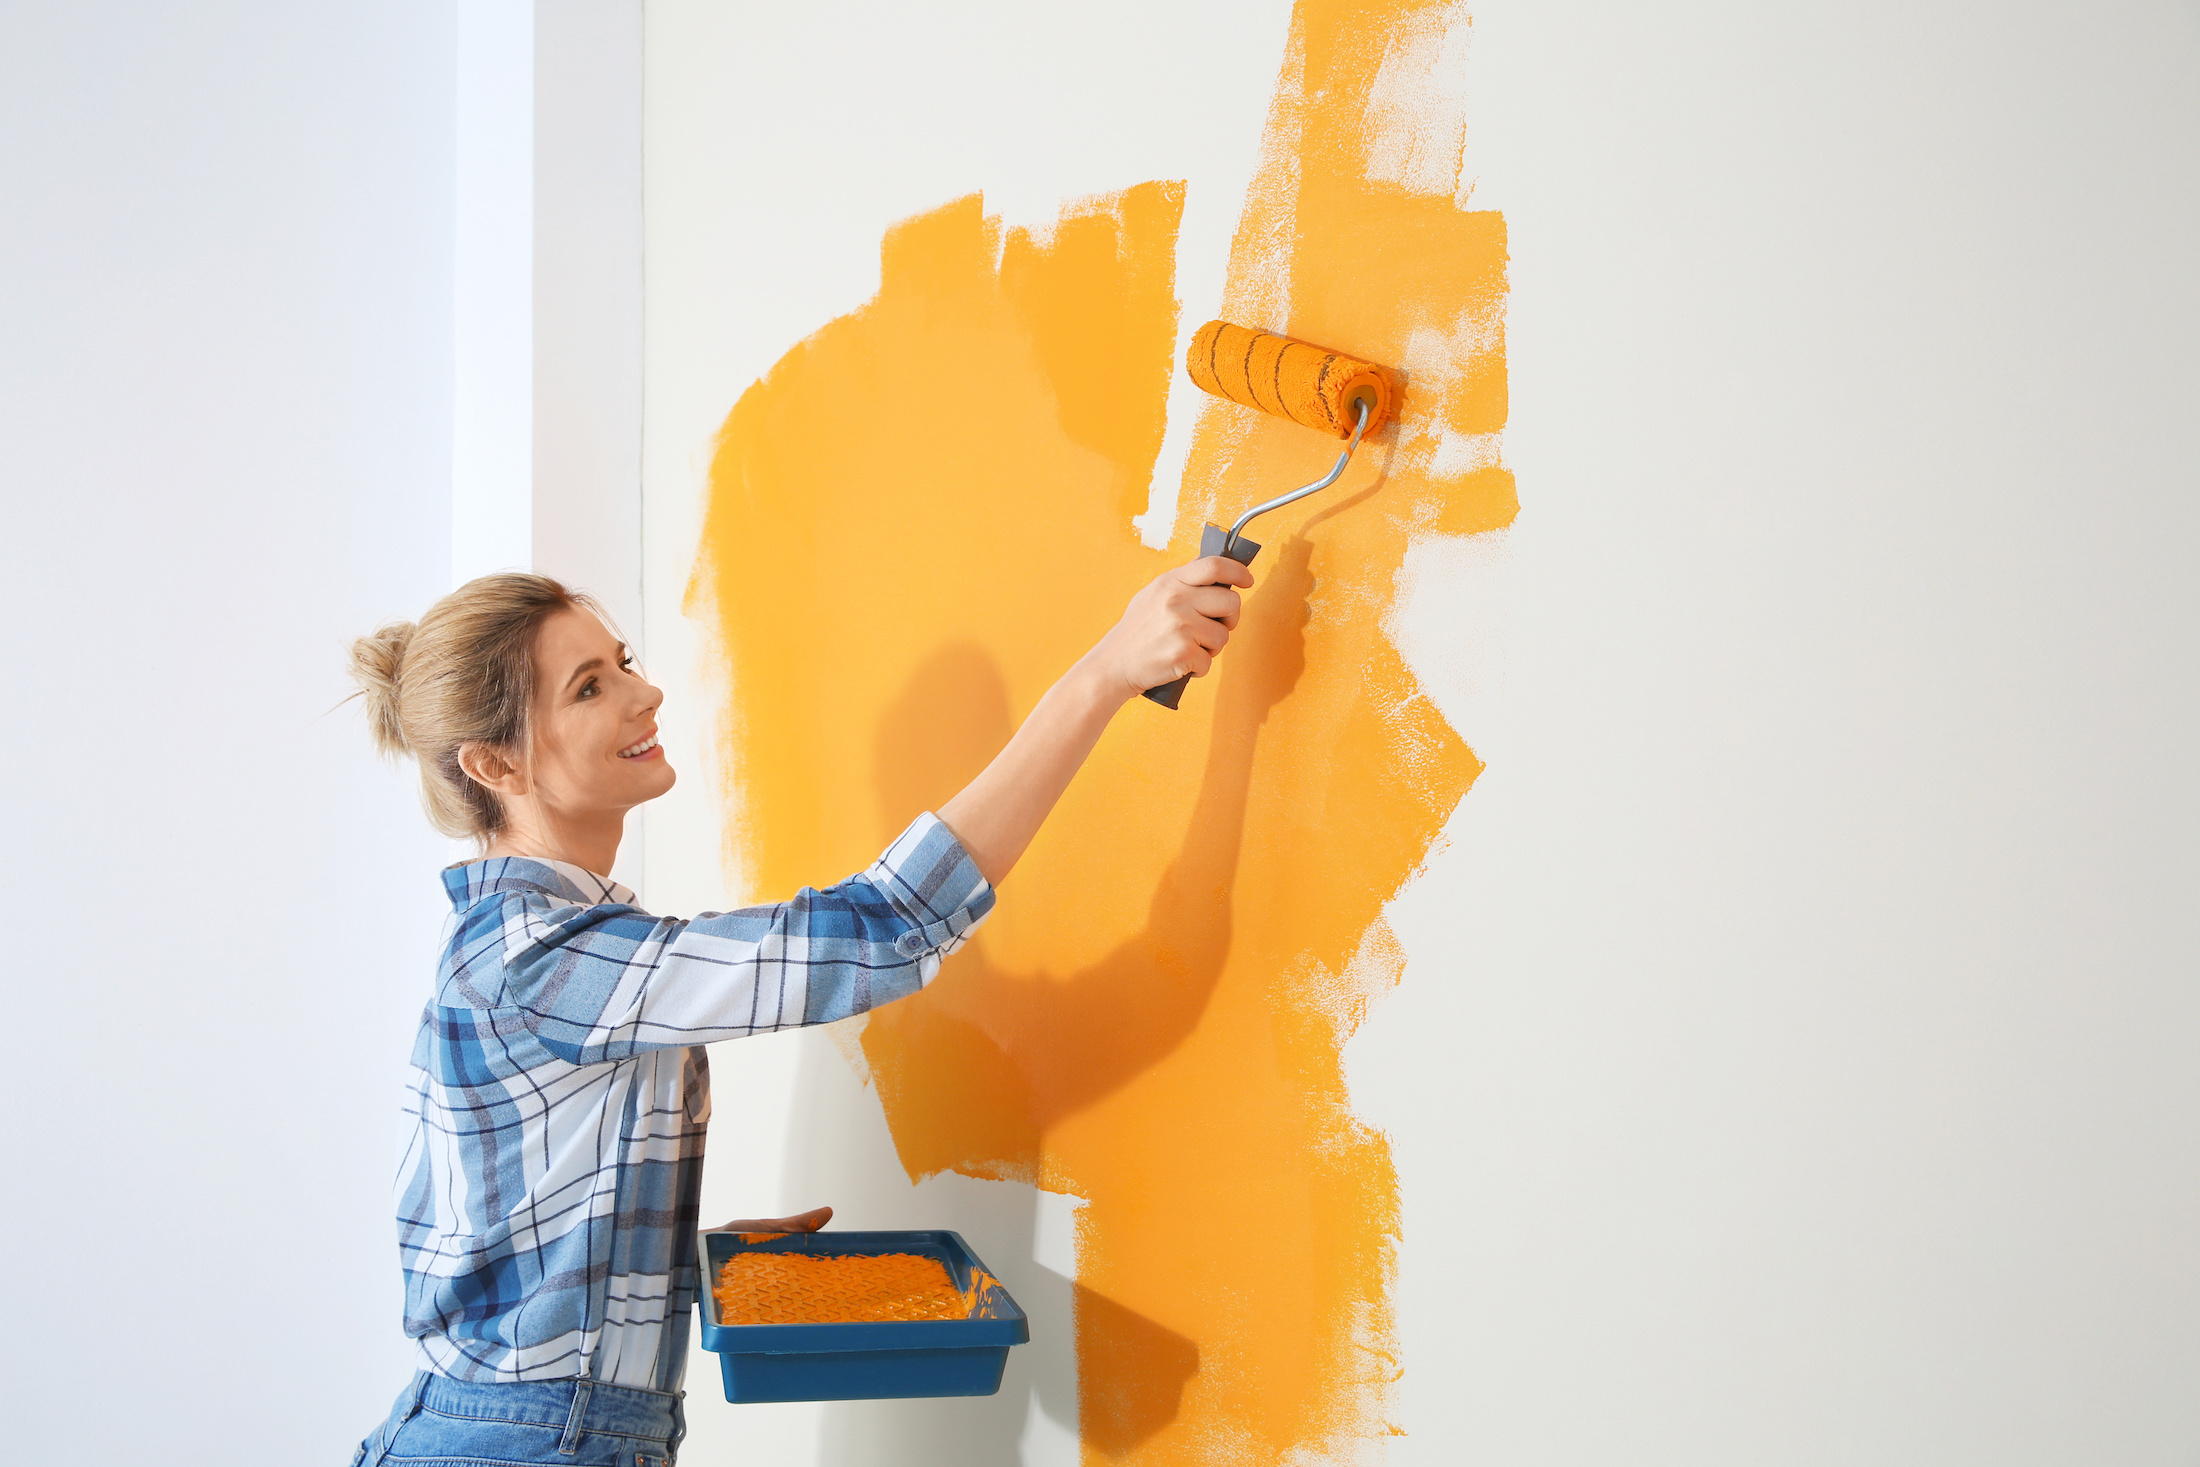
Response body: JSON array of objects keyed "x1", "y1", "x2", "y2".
[{"x1": 562, "y1": 657, "x2": 606, "y2": 692}]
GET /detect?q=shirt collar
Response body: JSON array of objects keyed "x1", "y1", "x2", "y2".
[{"x1": 441, "y1": 853, "x2": 637, "y2": 911}]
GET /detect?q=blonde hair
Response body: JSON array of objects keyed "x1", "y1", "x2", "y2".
[{"x1": 347, "y1": 572, "x2": 602, "y2": 842}]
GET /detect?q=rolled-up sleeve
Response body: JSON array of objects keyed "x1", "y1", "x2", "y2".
[{"x1": 491, "y1": 813, "x2": 992, "y2": 1064}]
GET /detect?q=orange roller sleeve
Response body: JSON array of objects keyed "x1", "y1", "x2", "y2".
[{"x1": 1186, "y1": 319, "x2": 1398, "y2": 439}]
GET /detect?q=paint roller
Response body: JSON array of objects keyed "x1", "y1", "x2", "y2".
[{"x1": 1143, "y1": 320, "x2": 1401, "y2": 709}]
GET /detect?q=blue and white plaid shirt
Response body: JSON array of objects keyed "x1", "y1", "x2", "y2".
[{"x1": 396, "y1": 812, "x2": 993, "y2": 1390}]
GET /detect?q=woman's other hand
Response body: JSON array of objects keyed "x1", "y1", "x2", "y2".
[
  {"x1": 708, "y1": 1205, "x2": 833, "y2": 1237},
  {"x1": 1088, "y1": 555, "x2": 1255, "y2": 699}
]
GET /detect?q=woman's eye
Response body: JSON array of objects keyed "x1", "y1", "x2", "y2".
[
  {"x1": 619, "y1": 656, "x2": 636, "y2": 673},
  {"x1": 577, "y1": 678, "x2": 598, "y2": 700}
]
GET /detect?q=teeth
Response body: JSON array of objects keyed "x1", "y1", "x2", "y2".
[{"x1": 619, "y1": 735, "x2": 659, "y2": 758}]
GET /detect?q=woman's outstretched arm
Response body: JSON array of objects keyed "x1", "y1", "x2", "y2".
[{"x1": 936, "y1": 554, "x2": 1253, "y2": 886}]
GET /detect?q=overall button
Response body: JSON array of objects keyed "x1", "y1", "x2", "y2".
[{"x1": 894, "y1": 930, "x2": 928, "y2": 957}]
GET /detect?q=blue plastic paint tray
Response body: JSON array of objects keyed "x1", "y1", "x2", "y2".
[{"x1": 697, "y1": 1229, "x2": 1029, "y2": 1404}]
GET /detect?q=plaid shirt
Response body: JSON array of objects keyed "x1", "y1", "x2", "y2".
[{"x1": 396, "y1": 812, "x2": 993, "y2": 1389}]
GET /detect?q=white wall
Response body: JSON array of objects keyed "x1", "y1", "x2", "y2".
[
  {"x1": 1388, "y1": 4, "x2": 2200, "y2": 1460},
  {"x1": 452, "y1": 0, "x2": 645, "y2": 886},
  {"x1": 0, "y1": 3, "x2": 457, "y2": 1459},
  {"x1": 642, "y1": 2, "x2": 2200, "y2": 1464},
  {"x1": 454, "y1": 0, "x2": 644, "y2": 651}
]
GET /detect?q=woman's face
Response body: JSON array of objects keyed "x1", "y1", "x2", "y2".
[{"x1": 522, "y1": 606, "x2": 676, "y2": 819}]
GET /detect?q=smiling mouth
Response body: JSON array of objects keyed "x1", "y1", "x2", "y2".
[{"x1": 618, "y1": 733, "x2": 661, "y2": 759}]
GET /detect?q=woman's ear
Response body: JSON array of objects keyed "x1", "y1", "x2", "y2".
[{"x1": 458, "y1": 742, "x2": 529, "y2": 799}]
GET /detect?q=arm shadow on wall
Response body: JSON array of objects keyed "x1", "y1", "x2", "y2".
[
  {"x1": 770, "y1": 535, "x2": 1314, "y2": 1460},
  {"x1": 865, "y1": 532, "x2": 1314, "y2": 1163}
]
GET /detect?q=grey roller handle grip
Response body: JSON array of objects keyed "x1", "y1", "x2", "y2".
[{"x1": 1141, "y1": 523, "x2": 1263, "y2": 710}]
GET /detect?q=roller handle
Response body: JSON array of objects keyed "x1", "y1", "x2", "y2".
[{"x1": 1141, "y1": 524, "x2": 1263, "y2": 710}]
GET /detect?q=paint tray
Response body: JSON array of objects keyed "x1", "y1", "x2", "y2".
[{"x1": 697, "y1": 1229, "x2": 1029, "y2": 1404}]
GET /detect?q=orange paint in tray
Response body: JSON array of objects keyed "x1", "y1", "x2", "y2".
[
  {"x1": 695, "y1": 1230, "x2": 1030, "y2": 1403},
  {"x1": 714, "y1": 1250, "x2": 966, "y2": 1325}
]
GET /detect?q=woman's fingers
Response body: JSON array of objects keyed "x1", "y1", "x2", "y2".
[
  {"x1": 1157, "y1": 560, "x2": 1247, "y2": 675},
  {"x1": 711, "y1": 1204, "x2": 833, "y2": 1235},
  {"x1": 1171, "y1": 643, "x2": 1217, "y2": 681},
  {"x1": 1177, "y1": 555, "x2": 1255, "y2": 590},
  {"x1": 1184, "y1": 584, "x2": 1242, "y2": 631},
  {"x1": 1095, "y1": 553, "x2": 1260, "y2": 694},
  {"x1": 1181, "y1": 611, "x2": 1232, "y2": 654}
]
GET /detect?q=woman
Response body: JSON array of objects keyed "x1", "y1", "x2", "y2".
[{"x1": 346, "y1": 556, "x2": 1250, "y2": 1465}]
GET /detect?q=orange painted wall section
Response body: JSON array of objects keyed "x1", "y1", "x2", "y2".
[{"x1": 686, "y1": 2, "x2": 1508, "y2": 1458}]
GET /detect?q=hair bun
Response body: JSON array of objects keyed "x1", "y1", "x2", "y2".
[{"x1": 348, "y1": 621, "x2": 416, "y2": 755}]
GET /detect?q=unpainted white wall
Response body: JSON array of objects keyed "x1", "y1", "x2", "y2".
[
  {"x1": 454, "y1": 0, "x2": 644, "y2": 652},
  {"x1": 452, "y1": 0, "x2": 646, "y2": 887},
  {"x1": 640, "y1": 2, "x2": 2200, "y2": 1464},
  {"x1": 0, "y1": 3, "x2": 643, "y2": 1459},
  {"x1": 531, "y1": 0, "x2": 644, "y2": 644},
  {"x1": 1384, "y1": 4, "x2": 2200, "y2": 1461},
  {"x1": 0, "y1": 2, "x2": 458, "y2": 1458}
]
